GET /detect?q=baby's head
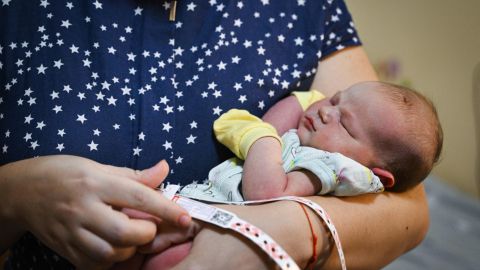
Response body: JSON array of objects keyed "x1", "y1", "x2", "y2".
[{"x1": 297, "y1": 81, "x2": 443, "y2": 192}]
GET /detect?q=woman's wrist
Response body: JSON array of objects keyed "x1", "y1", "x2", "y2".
[{"x1": 217, "y1": 200, "x2": 332, "y2": 268}]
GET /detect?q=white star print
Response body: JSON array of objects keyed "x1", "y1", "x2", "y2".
[
  {"x1": 186, "y1": 134, "x2": 197, "y2": 144},
  {"x1": 258, "y1": 101, "x2": 265, "y2": 110},
  {"x1": 186, "y1": 2, "x2": 197, "y2": 11},
  {"x1": 53, "y1": 59, "x2": 64, "y2": 69},
  {"x1": 175, "y1": 156, "x2": 183, "y2": 164},
  {"x1": 2, "y1": 0, "x2": 12, "y2": 6},
  {"x1": 39, "y1": 0, "x2": 49, "y2": 8},
  {"x1": 134, "y1": 6, "x2": 143, "y2": 16},
  {"x1": 23, "y1": 133, "x2": 32, "y2": 141},
  {"x1": 52, "y1": 105, "x2": 62, "y2": 113},
  {"x1": 76, "y1": 114, "x2": 87, "y2": 124},
  {"x1": 238, "y1": 95, "x2": 247, "y2": 103},
  {"x1": 37, "y1": 64, "x2": 47, "y2": 74},
  {"x1": 163, "y1": 141, "x2": 172, "y2": 150},
  {"x1": 101, "y1": 81, "x2": 111, "y2": 90},
  {"x1": 83, "y1": 59, "x2": 91, "y2": 67},
  {"x1": 127, "y1": 52, "x2": 136, "y2": 61},
  {"x1": 68, "y1": 45, "x2": 79, "y2": 55},
  {"x1": 217, "y1": 61, "x2": 227, "y2": 70},
  {"x1": 30, "y1": 141, "x2": 40, "y2": 150},
  {"x1": 93, "y1": 129, "x2": 101, "y2": 136},
  {"x1": 213, "y1": 106, "x2": 222, "y2": 115},
  {"x1": 61, "y1": 20, "x2": 72, "y2": 29},
  {"x1": 138, "y1": 132, "x2": 145, "y2": 140},
  {"x1": 164, "y1": 105, "x2": 174, "y2": 114},
  {"x1": 133, "y1": 146, "x2": 142, "y2": 156},
  {"x1": 88, "y1": 140, "x2": 98, "y2": 151},
  {"x1": 163, "y1": 122, "x2": 172, "y2": 132},
  {"x1": 58, "y1": 129, "x2": 66, "y2": 137},
  {"x1": 93, "y1": 0, "x2": 102, "y2": 9},
  {"x1": 233, "y1": 82, "x2": 242, "y2": 91},
  {"x1": 24, "y1": 114, "x2": 33, "y2": 124},
  {"x1": 36, "y1": 121, "x2": 46, "y2": 130},
  {"x1": 107, "y1": 96, "x2": 117, "y2": 106},
  {"x1": 231, "y1": 56, "x2": 241, "y2": 65},
  {"x1": 56, "y1": 144, "x2": 65, "y2": 152},
  {"x1": 63, "y1": 85, "x2": 72, "y2": 93},
  {"x1": 189, "y1": 121, "x2": 198, "y2": 129},
  {"x1": 294, "y1": 37, "x2": 304, "y2": 46},
  {"x1": 234, "y1": 19, "x2": 243, "y2": 27}
]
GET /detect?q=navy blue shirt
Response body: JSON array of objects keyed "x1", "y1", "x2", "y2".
[{"x1": 1, "y1": 0, "x2": 360, "y2": 268}]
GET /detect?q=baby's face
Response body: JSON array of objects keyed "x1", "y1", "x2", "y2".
[{"x1": 297, "y1": 82, "x2": 406, "y2": 167}]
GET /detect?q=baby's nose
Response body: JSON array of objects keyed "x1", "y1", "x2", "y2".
[{"x1": 319, "y1": 106, "x2": 339, "y2": 123}]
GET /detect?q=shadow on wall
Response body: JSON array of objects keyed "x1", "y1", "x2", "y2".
[{"x1": 473, "y1": 63, "x2": 480, "y2": 195}]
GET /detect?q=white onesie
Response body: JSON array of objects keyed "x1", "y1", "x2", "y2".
[{"x1": 180, "y1": 130, "x2": 384, "y2": 202}]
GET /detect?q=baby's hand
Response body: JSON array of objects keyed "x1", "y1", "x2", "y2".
[
  {"x1": 138, "y1": 217, "x2": 200, "y2": 254},
  {"x1": 111, "y1": 210, "x2": 200, "y2": 270}
]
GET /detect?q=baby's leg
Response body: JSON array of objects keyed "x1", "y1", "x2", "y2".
[{"x1": 142, "y1": 241, "x2": 192, "y2": 270}]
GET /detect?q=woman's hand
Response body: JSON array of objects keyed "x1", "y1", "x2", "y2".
[{"x1": 0, "y1": 155, "x2": 190, "y2": 269}]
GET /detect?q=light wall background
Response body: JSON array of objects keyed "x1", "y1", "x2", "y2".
[{"x1": 345, "y1": 0, "x2": 480, "y2": 198}]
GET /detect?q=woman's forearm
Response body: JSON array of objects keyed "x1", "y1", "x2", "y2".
[
  {"x1": 222, "y1": 184, "x2": 428, "y2": 269},
  {"x1": 219, "y1": 201, "x2": 329, "y2": 269},
  {"x1": 313, "y1": 184, "x2": 429, "y2": 269}
]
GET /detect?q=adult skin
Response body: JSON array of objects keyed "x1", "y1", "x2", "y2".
[
  {"x1": 164, "y1": 46, "x2": 429, "y2": 270},
  {"x1": 0, "y1": 156, "x2": 190, "y2": 270}
]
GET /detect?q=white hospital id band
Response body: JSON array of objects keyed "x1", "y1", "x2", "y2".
[
  {"x1": 161, "y1": 185, "x2": 346, "y2": 270},
  {"x1": 172, "y1": 195, "x2": 300, "y2": 270}
]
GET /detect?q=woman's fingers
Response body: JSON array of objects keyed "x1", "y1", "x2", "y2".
[
  {"x1": 72, "y1": 229, "x2": 136, "y2": 269},
  {"x1": 82, "y1": 202, "x2": 158, "y2": 247},
  {"x1": 96, "y1": 175, "x2": 191, "y2": 227},
  {"x1": 102, "y1": 160, "x2": 169, "y2": 188}
]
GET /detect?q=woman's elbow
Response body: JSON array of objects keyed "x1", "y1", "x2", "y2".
[
  {"x1": 405, "y1": 185, "x2": 430, "y2": 251},
  {"x1": 410, "y1": 201, "x2": 430, "y2": 251}
]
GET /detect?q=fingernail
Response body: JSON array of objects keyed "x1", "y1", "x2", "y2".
[{"x1": 178, "y1": 214, "x2": 191, "y2": 227}]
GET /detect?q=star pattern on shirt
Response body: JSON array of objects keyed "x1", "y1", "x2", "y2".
[{"x1": 0, "y1": 0, "x2": 360, "y2": 208}]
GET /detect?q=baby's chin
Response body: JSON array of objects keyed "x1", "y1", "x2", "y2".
[
  {"x1": 296, "y1": 127, "x2": 310, "y2": 146},
  {"x1": 142, "y1": 241, "x2": 193, "y2": 270}
]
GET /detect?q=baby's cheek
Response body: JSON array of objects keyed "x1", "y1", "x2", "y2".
[{"x1": 142, "y1": 242, "x2": 192, "y2": 270}]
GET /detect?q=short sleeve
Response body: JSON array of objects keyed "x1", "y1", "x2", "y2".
[{"x1": 319, "y1": 0, "x2": 362, "y2": 60}]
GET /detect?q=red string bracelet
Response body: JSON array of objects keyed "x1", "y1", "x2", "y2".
[{"x1": 299, "y1": 203, "x2": 318, "y2": 270}]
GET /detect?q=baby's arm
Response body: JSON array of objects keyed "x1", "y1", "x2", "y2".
[{"x1": 242, "y1": 137, "x2": 321, "y2": 200}]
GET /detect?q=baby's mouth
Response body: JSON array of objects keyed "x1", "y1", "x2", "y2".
[{"x1": 304, "y1": 115, "x2": 316, "y2": 131}]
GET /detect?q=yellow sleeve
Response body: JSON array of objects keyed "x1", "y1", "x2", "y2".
[
  {"x1": 214, "y1": 109, "x2": 282, "y2": 160},
  {"x1": 291, "y1": 90, "x2": 326, "y2": 111}
]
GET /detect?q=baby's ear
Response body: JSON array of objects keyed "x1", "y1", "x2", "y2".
[{"x1": 372, "y1": 168, "x2": 395, "y2": 188}]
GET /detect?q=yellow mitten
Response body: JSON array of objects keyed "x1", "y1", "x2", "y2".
[
  {"x1": 214, "y1": 109, "x2": 282, "y2": 160},
  {"x1": 291, "y1": 90, "x2": 325, "y2": 111}
]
